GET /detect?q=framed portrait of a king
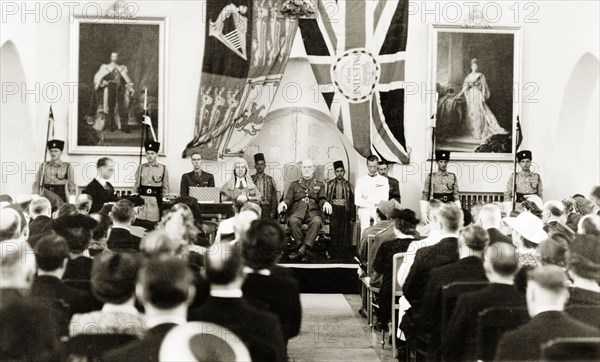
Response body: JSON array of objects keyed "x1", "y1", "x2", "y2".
[
  {"x1": 69, "y1": 16, "x2": 167, "y2": 155},
  {"x1": 427, "y1": 25, "x2": 522, "y2": 161}
]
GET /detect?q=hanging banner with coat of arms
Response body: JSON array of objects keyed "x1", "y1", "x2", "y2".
[
  {"x1": 298, "y1": 0, "x2": 410, "y2": 163},
  {"x1": 182, "y1": 0, "x2": 298, "y2": 160}
]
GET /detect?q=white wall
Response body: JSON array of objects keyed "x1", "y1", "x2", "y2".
[{"x1": 1, "y1": 1, "x2": 598, "y2": 211}]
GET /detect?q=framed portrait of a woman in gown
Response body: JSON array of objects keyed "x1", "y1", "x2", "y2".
[
  {"x1": 427, "y1": 25, "x2": 521, "y2": 161},
  {"x1": 68, "y1": 16, "x2": 168, "y2": 155}
]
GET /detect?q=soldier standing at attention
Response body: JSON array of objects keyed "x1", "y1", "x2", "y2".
[
  {"x1": 420, "y1": 150, "x2": 460, "y2": 223},
  {"x1": 33, "y1": 139, "x2": 76, "y2": 205},
  {"x1": 134, "y1": 141, "x2": 169, "y2": 222},
  {"x1": 505, "y1": 150, "x2": 543, "y2": 211}
]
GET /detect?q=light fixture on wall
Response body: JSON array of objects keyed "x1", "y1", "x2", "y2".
[{"x1": 106, "y1": 0, "x2": 136, "y2": 19}]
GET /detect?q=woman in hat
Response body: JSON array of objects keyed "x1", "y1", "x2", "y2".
[{"x1": 32, "y1": 139, "x2": 76, "y2": 205}]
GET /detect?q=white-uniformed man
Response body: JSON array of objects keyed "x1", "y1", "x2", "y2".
[{"x1": 354, "y1": 155, "x2": 390, "y2": 234}]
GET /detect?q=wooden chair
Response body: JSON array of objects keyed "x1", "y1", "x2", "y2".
[
  {"x1": 541, "y1": 337, "x2": 600, "y2": 361},
  {"x1": 475, "y1": 307, "x2": 529, "y2": 361},
  {"x1": 441, "y1": 281, "x2": 489, "y2": 340},
  {"x1": 566, "y1": 304, "x2": 600, "y2": 330},
  {"x1": 391, "y1": 252, "x2": 406, "y2": 354}
]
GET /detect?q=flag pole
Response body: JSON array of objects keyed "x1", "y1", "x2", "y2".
[
  {"x1": 428, "y1": 114, "x2": 436, "y2": 200},
  {"x1": 138, "y1": 87, "x2": 148, "y2": 190},
  {"x1": 38, "y1": 106, "x2": 54, "y2": 195},
  {"x1": 511, "y1": 116, "x2": 521, "y2": 211}
]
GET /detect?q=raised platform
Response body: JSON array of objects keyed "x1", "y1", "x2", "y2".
[{"x1": 279, "y1": 262, "x2": 360, "y2": 294}]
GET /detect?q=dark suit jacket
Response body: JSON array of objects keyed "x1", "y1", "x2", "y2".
[
  {"x1": 30, "y1": 275, "x2": 99, "y2": 315},
  {"x1": 102, "y1": 323, "x2": 176, "y2": 362},
  {"x1": 487, "y1": 228, "x2": 512, "y2": 245},
  {"x1": 373, "y1": 238, "x2": 414, "y2": 295},
  {"x1": 403, "y1": 237, "x2": 460, "y2": 310},
  {"x1": 107, "y1": 227, "x2": 141, "y2": 251},
  {"x1": 495, "y1": 311, "x2": 600, "y2": 361},
  {"x1": 179, "y1": 171, "x2": 215, "y2": 197},
  {"x1": 85, "y1": 179, "x2": 119, "y2": 213},
  {"x1": 387, "y1": 176, "x2": 401, "y2": 203},
  {"x1": 63, "y1": 256, "x2": 93, "y2": 281},
  {"x1": 188, "y1": 296, "x2": 286, "y2": 362},
  {"x1": 0, "y1": 288, "x2": 26, "y2": 308},
  {"x1": 443, "y1": 283, "x2": 526, "y2": 361},
  {"x1": 567, "y1": 287, "x2": 600, "y2": 307},
  {"x1": 27, "y1": 215, "x2": 54, "y2": 247},
  {"x1": 242, "y1": 271, "x2": 302, "y2": 341}
]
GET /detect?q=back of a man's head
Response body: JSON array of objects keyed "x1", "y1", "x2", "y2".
[
  {"x1": 75, "y1": 194, "x2": 93, "y2": 214},
  {"x1": 29, "y1": 197, "x2": 51, "y2": 218},
  {"x1": 578, "y1": 214, "x2": 600, "y2": 236},
  {"x1": 437, "y1": 203, "x2": 464, "y2": 233},
  {"x1": 544, "y1": 200, "x2": 565, "y2": 218},
  {"x1": 478, "y1": 204, "x2": 502, "y2": 229},
  {"x1": 0, "y1": 208, "x2": 24, "y2": 242},
  {"x1": 1, "y1": 238, "x2": 36, "y2": 289},
  {"x1": 110, "y1": 199, "x2": 135, "y2": 224},
  {"x1": 526, "y1": 265, "x2": 570, "y2": 314},
  {"x1": 567, "y1": 234, "x2": 600, "y2": 282},
  {"x1": 242, "y1": 219, "x2": 285, "y2": 270},
  {"x1": 53, "y1": 214, "x2": 97, "y2": 253},
  {"x1": 137, "y1": 256, "x2": 194, "y2": 310},
  {"x1": 233, "y1": 210, "x2": 259, "y2": 241},
  {"x1": 460, "y1": 224, "x2": 489, "y2": 252},
  {"x1": 427, "y1": 199, "x2": 444, "y2": 222},
  {"x1": 484, "y1": 242, "x2": 520, "y2": 278},
  {"x1": 34, "y1": 234, "x2": 69, "y2": 272},
  {"x1": 204, "y1": 243, "x2": 243, "y2": 286}
]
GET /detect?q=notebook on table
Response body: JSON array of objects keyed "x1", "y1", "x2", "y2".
[{"x1": 189, "y1": 187, "x2": 221, "y2": 203}]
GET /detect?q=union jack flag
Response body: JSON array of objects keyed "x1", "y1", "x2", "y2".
[{"x1": 299, "y1": 0, "x2": 410, "y2": 163}]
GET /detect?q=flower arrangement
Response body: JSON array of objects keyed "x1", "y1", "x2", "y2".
[{"x1": 280, "y1": 0, "x2": 316, "y2": 18}]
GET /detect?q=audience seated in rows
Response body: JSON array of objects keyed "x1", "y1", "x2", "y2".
[
  {"x1": 495, "y1": 265, "x2": 599, "y2": 361},
  {"x1": 189, "y1": 242, "x2": 286, "y2": 362},
  {"x1": 103, "y1": 256, "x2": 196, "y2": 361},
  {"x1": 70, "y1": 250, "x2": 144, "y2": 338},
  {"x1": 443, "y1": 242, "x2": 526, "y2": 361},
  {"x1": 357, "y1": 199, "x2": 399, "y2": 263}
]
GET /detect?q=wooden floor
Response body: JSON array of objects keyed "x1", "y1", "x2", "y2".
[{"x1": 288, "y1": 294, "x2": 395, "y2": 361}]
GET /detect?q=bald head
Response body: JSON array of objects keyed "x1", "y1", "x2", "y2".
[
  {"x1": 478, "y1": 204, "x2": 502, "y2": 229},
  {"x1": 484, "y1": 242, "x2": 519, "y2": 278},
  {"x1": 0, "y1": 208, "x2": 23, "y2": 242},
  {"x1": 29, "y1": 197, "x2": 51, "y2": 218},
  {"x1": 526, "y1": 265, "x2": 570, "y2": 316},
  {"x1": 1, "y1": 238, "x2": 37, "y2": 289}
]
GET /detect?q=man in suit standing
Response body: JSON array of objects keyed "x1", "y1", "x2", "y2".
[
  {"x1": 495, "y1": 265, "x2": 599, "y2": 361},
  {"x1": 477, "y1": 204, "x2": 512, "y2": 244},
  {"x1": 400, "y1": 203, "x2": 463, "y2": 340},
  {"x1": 84, "y1": 157, "x2": 119, "y2": 213},
  {"x1": 104, "y1": 256, "x2": 196, "y2": 362},
  {"x1": 417, "y1": 224, "x2": 490, "y2": 360},
  {"x1": 355, "y1": 155, "x2": 390, "y2": 234},
  {"x1": 189, "y1": 243, "x2": 286, "y2": 362},
  {"x1": 106, "y1": 200, "x2": 141, "y2": 251},
  {"x1": 279, "y1": 159, "x2": 332, "y2": 262},
  {"x1": 251, "y1": 153, "x2": 278, "y2": 220},
  {"x1": 378, "y1": 161, "x2": 401, "y2": 203},
  {"x1": 443, "y1": 242, "x2": 526, "y2": 361},
  {"x1": 179, "y1": 151, "x2": 215, "y2": 197}
]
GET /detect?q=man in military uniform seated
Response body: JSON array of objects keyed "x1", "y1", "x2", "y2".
[
  {"x1": 278, "y1": 160, "x2": 332, "y2": 262},
  {"x1": 180, "y1": 152, "x2": 215, "y2": 197},
  {"x1": 420, "y1": 150, "x2": 460, "y2": 222},
  {"x1": 505, "y1": 150, "x2": 543, "y2": 211},
  {"x1": 32, "y1": 139, "x2": 76, "y2": 208},
  {"x1": 134, "y1": 141, "x2": 169, "y2": 222}
]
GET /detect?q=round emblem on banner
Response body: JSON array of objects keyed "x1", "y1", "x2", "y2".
[{"x1": 331, "y1": 48, "x2": 380, "y2": 103}]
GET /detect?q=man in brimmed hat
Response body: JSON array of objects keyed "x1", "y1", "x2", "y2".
[
  {"x1": 134, "y1": 141, "x2": 169, "y2": 222},
  {"x1": 326, "y1": 160, "x2": 354, "y2": 252},
  {"x1": 32, "y1": 139, "x2": 76, "y2": 206},
  {"x1": 251, "y1": 153, "x2": 278, "y2": 220},
  {"x1": 495, "y1": 265, "x2": 598, "y2": 361},
  {"x1": 421, "y1": 150, "x2": 460, "y2": 222},
  {"x1": 505, "y1": 150, "x2": 543, "y2": 211}
]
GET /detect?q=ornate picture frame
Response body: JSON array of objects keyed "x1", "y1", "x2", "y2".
[
  {"x1": 427, "y1": 25, "x2": 522, "y2": 161},
  {"x1": 69, "y1": 16, "x2": 167, "y2": 155}
]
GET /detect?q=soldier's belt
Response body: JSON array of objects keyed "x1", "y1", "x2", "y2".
[
  {"x1": 332, "y1": 199, "x2": 347, "y2": 206},
  {"x1": 140, "y1": 185, "x2": 162, "y2": 197},
  {"x1": 433, "y1": 193, "x2": 455, "y2": 202},
  {"x1": 301, "y1": 197, "x2": 316, "y2": 203}
]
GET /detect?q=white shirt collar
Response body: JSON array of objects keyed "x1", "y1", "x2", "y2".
[
  {"x1": 210, "y1": 288, "x2": 243, "y2": 298},
  {"x1": 145, "y1": 315, "x2": 186, "y2": 329},
  {"x1": 236, "y1": 177, "x2": 248, "y2": 188},
  {"x1": 96, "y1": 176, "x2": 108, "y2": 187},
  {"x1": 102, "y1": 303, "x2": 139, "y2": 315},
  {"x1": 243, "y1": 266, "x2": 271, "y2": 276}
]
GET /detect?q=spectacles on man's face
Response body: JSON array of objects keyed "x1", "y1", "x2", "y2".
[{"x1": 191, "y1": 158, "x2": 202, "y2": 162}]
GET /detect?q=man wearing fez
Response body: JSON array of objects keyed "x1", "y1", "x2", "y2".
[
  {"x1": 326, "y1": 160, "x2": 354, "y2": 250},
  {"x1": 420, "y1": 150, "x2": 460, "y2": 223},
  {"x1": 378, "y1": 161, "x2": 401, "y2": 203},
  {"x1": 180, "y1": 152, "x2": 215, "y2": 197},
  {"x1": 251, "y1": 153, "x2": 278, "y2": 219},
  {"x1": 279, "y1": 160, "x2": 332, "y2": 262},
  {"x1": 32, "y1": 140, "x2": 76, "y2": 206},
  {"x1": 505, "y1": 150, "x2": 543, "y2": 210},
  {"x1": 134, "y1": 141, "x2": 169, "y2": 222}
]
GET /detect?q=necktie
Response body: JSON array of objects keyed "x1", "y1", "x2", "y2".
[{"x1": 238, "y1": 179, "x2": 243, "y2": 189}]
